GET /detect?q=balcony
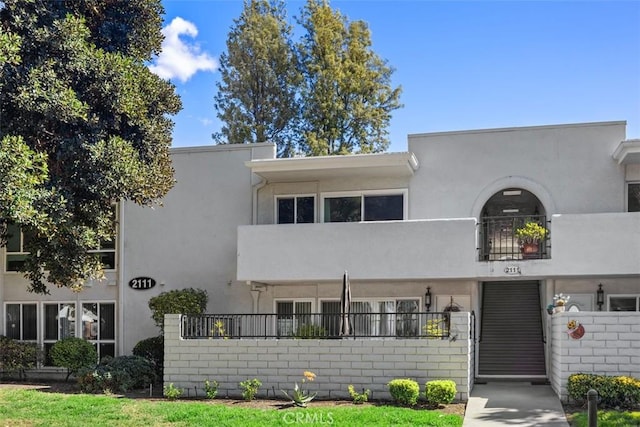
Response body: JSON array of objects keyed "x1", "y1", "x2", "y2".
[
  {"x1": 478, "y1": 215, "x2": 550, "y2": 261},
  {"x1": 237, "y1": 219, "x2": 478, "y2": 282}
]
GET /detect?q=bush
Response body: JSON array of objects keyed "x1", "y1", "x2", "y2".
[
  {"x1": 0, "y1": 336, "x2": 38, "y2": 380},
  {"x1": 204, "y1": 379, "x2": 218, "y2": 399},
  {"x1": 568, "y1": 373, "x2": 640, "y2": 409},
  {"x1": 425, "y1": 380, "x2": 457, "y2": 405},
  {"x1": 133, "y1": 335, "x2": 164, "y2": 382},
  {"x1": 77, "y1": 355, "x2": 156, "y2": 394},
  {"x1": 388, "y1": 378, "x2": 420, "y2": 406},
  {"x1": 50, "y1": 337, "x2": 97, "y2": 381},
  {"x1": 239, "y1": 378, "x2": 261, "y2": 401},
  {"x1": 164, "y1": 383, "x2": 182, "y2": 400},
  {"x1": 347, "y1": 385, "x2": 370, "y2": 404},
  {"x1": 294, "y1": 324, "x2": 327, "y2": 338},
  {"x1": 148, "y1": 288, "x2": 208, "y2": 331}
]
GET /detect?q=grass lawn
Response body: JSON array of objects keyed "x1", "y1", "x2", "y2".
[
  {"x1": 566, "y1": 409, "x2": 640, "y2": 427},
  {"x1": 0, "y1": 389, "x2": 464, "y2": 426}
]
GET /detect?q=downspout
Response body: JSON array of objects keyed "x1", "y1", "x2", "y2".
[
  {"x1": 251, "y1": 178, "x2": 267, "y2": 225},
  {"x1": 117, "y1": 200, "x2": 125, "y2": 356}
]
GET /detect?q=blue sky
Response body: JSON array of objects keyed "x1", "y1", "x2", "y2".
[{"x1": 154, "y1": 0, "x2": 640, "y2": 152}]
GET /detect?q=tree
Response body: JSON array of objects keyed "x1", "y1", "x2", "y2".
[
  {"x1": 0, "y1": 0, "x2": 181, "y2": 293},
  {"x1": 213, "y1": 0, "x2": 301, "y2": 158},
  {"x1": 148, "y1": 288, "x2": 208, "y2": 332},
  {"x1": 298, "y1": 0, "x2": 402, "y2": 156}
]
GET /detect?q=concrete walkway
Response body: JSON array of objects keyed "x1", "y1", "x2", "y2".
[{"x1": 463, "y1": 382, "x2": 570, "y2": 426}]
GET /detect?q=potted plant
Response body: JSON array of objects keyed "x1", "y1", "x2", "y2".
[{"x1": 515, "y1": 220, "x2": 548, "y2": 258}]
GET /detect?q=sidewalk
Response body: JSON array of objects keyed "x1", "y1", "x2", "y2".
[{"x1": 463, "y1": 381, "x2": 570, "y2": 426}]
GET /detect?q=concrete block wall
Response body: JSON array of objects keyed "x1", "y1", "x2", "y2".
[
  {"x1": 164, "y1": 312, "x2": 472, "y2": 401},
  {"x1": 550, "y1": 312, "x2": 640, "y2": 401}
]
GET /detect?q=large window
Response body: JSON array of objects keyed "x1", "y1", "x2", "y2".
[
  {"x1": 609, "y1": 295, "x2": 640, "y2": 311},
  {"x1": 276, "y1": 196, "x2": 315, "y2": 224},
  {"x1": 275, "y1": 300, "x2": 313, "y2": 336},
  {"x1": 322, "y1": 191, "x2": 406, "y2": 222},
  {"x1": 5, "y1": 303, "x2": 37, "y2": 341},
  {"x1": 43, "y1": 302, "x2": 76, "y2": 365},
  {"x1": 628, "y1": 183, "x2": 640, "y2": 212},
  {"x1": 82, "y1": 303, "x2": 116, "y2": 360},
  {"x1": 349, "y1": 299, "x2": 420, "y2": 337},
  {"x1": 5, "y1": 223, "x2": 30, "y2": 272}
]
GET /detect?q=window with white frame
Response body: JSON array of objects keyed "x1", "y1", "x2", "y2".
[
  {"x1": 349, "y1": 298, "x2": 419, "y2": 337},
  {"x1": 275, "y1": 300, "x2": 313, "y2": 336},
  {"x1": 42, "y1": 302, "x2": 116, "y2": 365},
  {"x1": 4, "y1": 223, "x2": 30, "y2": 272},
  {"x1": 82, "y1": 302, "x2": 116, "y2": 360},
  {"x1": 5, "y1": 303, "x2": 37, "y2": 341},
  {"x1": 628, "y1": 183, "x2": 640, "y2": 212},
  {"x1": 609, "y1": 295, "x2": 640, "y2": 311},
  {"x1": 88, "y1": 205, "x2": 117, "y2": 270},
  {"x1": 276, "y1": 195, "x2": 315, "y2": 224},
  {"x1": 322, "y1": 191, "x2": 406, "y2": 222}
]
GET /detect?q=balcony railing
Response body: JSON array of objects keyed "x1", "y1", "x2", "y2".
[
  {"x1": 181, "y1": 312, "x2": 451, "y2": 339},
  {"x1": 479, "y1": 215, "x2": 550, "y2": 261}
]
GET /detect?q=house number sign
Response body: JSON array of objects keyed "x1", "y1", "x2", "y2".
[
  {"x1": 504, "y1": 266, "x2": 521, "y2": 275},
  {"x1": 128, "y1": 277, "x2": 156, "y2": 290}
]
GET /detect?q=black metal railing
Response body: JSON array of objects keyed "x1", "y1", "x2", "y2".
[
  {"x1": 478, "y1": 215, "x2": 550, "y2": 261},
  {"x1": 181, "y1": 312, "x2": 452, "y2": 339}
]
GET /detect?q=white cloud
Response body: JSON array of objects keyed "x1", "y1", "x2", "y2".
[
  {"x1": 199, "y1": 117, "x2": 214, "y2": 127},
  {"x1": 149, "y1": 17, "x2": 217, "y2": 83}
]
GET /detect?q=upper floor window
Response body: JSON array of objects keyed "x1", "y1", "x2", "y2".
[
  {"x1": 322, "y1": 191, "x2": 406, "y2": 223},
  {"x1": 88, "y1": 204, "x2": 117, "y2": 270},
  {"x1": 5, "y1": 223, "x2": 30, "y2": 272},
  {"x1": 628, "y1": 183, "x2": 640, "y2": 212},
  {"x1": 276, "y1": 196, "x2": 315, "y2": 224}
]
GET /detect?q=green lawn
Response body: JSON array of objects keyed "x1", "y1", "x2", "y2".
[
  {"x1": 0, "y1": 389, "x2": 464, "y2": 427},
  {"x1": 567, "y1": 410, "x2": 640, "y2": 427}
]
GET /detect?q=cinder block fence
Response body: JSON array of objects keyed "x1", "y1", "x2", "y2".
[{"x1": 163, "y1": 312, "x2": 472, "y2": 401}]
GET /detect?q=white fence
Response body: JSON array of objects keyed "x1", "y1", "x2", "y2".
[{"x1": 163, "y1": 312, "x2": 472, "y2": 401}]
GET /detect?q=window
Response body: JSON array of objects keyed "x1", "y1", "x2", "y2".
[
  {"x1": 609, "y1": 295, "x2": 640, "y2": 311},
  {"x1": 43, "y1": 303, "x2": 76, "y2": 365},
  {"x1": 82, "y1": 303, "x2": 116, "y2": 360},
  {"x1": 277, "y1": 196, "x2": 315, "y2": 224},
  {"x1": 5, "y1": 223, "x2": 30, "y2": 272},
  {"x1": 275, "y1": 300, "x2": 313, "y2": 337},
  {"x1": 5, "y1": 303, "x2": 37, "y2": 341},
  {"x1": 336, "y1": 298, "x2": 420, "y2": 337},
  {"x1": 322, "y1": 191, "x2": 406, "y2": 222},
  {"x1": 88, "y1": 205, "x2": 117, "y2": 269},
  {"x1": 628, "y1": 183, "x2": 640, "y2": 212}
]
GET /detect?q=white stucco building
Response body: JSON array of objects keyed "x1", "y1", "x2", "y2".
[{"x1": 2, "y1": 121, "x2": 639, "y2": 394}]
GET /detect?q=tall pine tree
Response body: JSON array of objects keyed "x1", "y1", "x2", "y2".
[
  {"x1": 297, "y1": 0, "x2": 402, "y2": 155},
  {"x1": 213, "y1": 0, "x2": 301, "y2": 158},
  {"x1": 0, "y1": 0, "x2": 181, "y2": 293}
]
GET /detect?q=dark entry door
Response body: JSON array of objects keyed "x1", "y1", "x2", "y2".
[{"x1": 478, "y1": 281, "x2": 546, "y2": 376}]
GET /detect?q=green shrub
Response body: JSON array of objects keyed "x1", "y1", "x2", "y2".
[
  {"x1": 204, "y1": 379, "x2": 218, "y2": 399},
  {"x1": 133, "y1": 335, "x2": 164, "y2": 381},
  {"x1": 425, "y1": 380, "x2": 457, "y2": 405},
  {"x1": 76, "y1": 355, "x2": 156, "y2": 394},
  {"x1": 0, "y1": 336, "x2": 38, "y2": 380},
  {"x1": 347, "y1": 384, "x2": 370, "y2": 404},
  {"x1": 388, "y1": 378, "x2": 420, "y2": 406},
  {"x1": 148, "y1": 288, "x2": 208, "y2": 331},
  {"x1": 568, "y1": 373, "x2": 640, "y2": 409},
  {"x1": 164, "y1": 383, "x2": 183, "y2": 400},
  {"x1": 294, "y1": 324, "x2": 327, "y2": 338},
  {"x1": 239, "y1": 378, "x2": 261, "y2": 401},
  {"x1": 50, "y1": 337, "x2": 97, "y2": 381}
]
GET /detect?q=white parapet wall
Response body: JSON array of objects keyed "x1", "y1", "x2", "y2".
[
  {"x1": 164, "y1": 313, "x2": 472, "y2": 401},
  {"x1": 549, "y1": 312, "x2": 640, "y2": 402}
]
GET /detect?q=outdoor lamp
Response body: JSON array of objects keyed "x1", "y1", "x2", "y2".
[
  {"x1": 425, "y1": 287, "x2": 432, "y2": 312},
  {"x1": 596, "y1": 284, "x2": 604, "y2": 311}
]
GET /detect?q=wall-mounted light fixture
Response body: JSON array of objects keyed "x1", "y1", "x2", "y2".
[
  {"x1": 596, "y1": 284, "x2": 604, "y2": 311},
  {"x1": 425, "y1": 287, "x2": 432, "y2": 312}
]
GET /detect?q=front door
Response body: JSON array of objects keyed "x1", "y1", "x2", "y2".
[{"x1": 478, "y1": 281, "x2": 546, "y2": 377}]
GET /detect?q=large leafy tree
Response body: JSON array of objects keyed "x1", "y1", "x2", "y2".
[
  {"x1": 213, "y1": 0, "x2": 301, "y2": 158},
  {"x1": 0, "y1": 0, "x2": 181, "y2": 293},
  {"x1": 298, "y1": 0, "x2": 402, "y2": 156}
]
